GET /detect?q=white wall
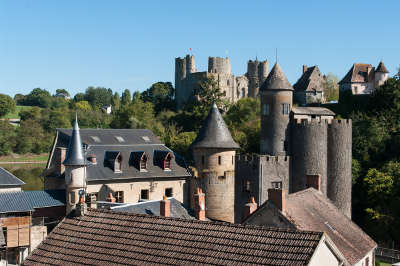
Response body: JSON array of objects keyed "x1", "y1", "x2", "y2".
[{"x1": 308, "y1": 238, "x2": 344, "y2": 266}]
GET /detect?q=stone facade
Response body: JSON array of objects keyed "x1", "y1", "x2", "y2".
[{"x1": 175, "y1": 55, "x2": 268, "y2": 109}]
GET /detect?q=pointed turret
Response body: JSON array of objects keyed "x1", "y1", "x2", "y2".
[
  {"x1": 375, "y1": 61, "x2": 389, "y2": 73},
  {"x1": 191, "y1": 103, "x2": 239, "y2": 149},
  {"x1": 63, "y1": 114, "x2": 85, "y2": 166},
  {"x1": 260, "y1": 63, "x2": 293, "y2": 91}
]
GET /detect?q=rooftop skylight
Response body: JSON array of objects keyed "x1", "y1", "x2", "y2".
[{"x1": 90, "y1": 136, "x2": 101, "y2": 143}]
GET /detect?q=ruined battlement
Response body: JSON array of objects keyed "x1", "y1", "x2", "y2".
[
  {"x1": 236, "y1": 154, "x2": 289, "y2": 167},
  {"x1": 328, "y1": 119, "x2": 352, "y2": 127},
  {"x1": 208, "y1": 56, "x2": 231, "y2": 74}
]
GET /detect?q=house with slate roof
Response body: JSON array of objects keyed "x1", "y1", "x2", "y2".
[
  {"x1": 0, "y1": 167, "x2": 25, "y2": 193},
  {"x1": 339, "y1": 61, "x2": 389, "y2": 95},
  {"x1": 23, "y1": 208, "x2": 347, "y2": 265},
  {"x1": 44, "y1": 116, "x2": 191, "y2": 213},
  {"x1": 293, "y1": 65, "x2": 326, "y2": 105}
]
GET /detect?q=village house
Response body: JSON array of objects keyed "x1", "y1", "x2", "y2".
[{"x1": 293, "y1": 65, "x2": 326, "y2": 105}]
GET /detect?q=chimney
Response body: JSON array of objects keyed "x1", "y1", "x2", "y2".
[
  {"x1": 243, "y1": 196, "x2": 257, "y2": 221},
  {"x1": 303, "y1": 65, "x2": 308, "y2": 74},
  {"x1": 88, "y1": 154, "x2": 97, "y2": 164},
  {"x1": 106, "y1": 192, "x2": 116, "y2": 203},
  {"x1": 160, "y1": 196, "x2": 170, "y2": 217},
  {"x1": 306, "y1": 174, "x2": 321, "y2": 191},
  {"x1": 194, "y1": 188, "x2": 206, "y2": 221},
  {"x1": 54, "y1": 147, "x2": 67, "y2": 175},
  {"x1": 268, "y1": 189, "x2": 286, "y2": 213},
  {"x1": 76, "y1": 194, "x2": 87, "y2": 217}
]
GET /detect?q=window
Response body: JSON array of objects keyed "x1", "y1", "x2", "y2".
[
  {"x1": 165, "y1": 188, "x2": 173, "y2": 197},
  {"x1": 142, "y1": 136, "x2": 150, "y2": 142},
  {"x1": 232, "y1": 156, "x2": 234, "y2": 165},
  {"x1": 218, "y1": 156, "x2": 221, "y2": 165},
  {"x1": 365, "y1": 257, "x2": 369, "y2": 266},
  {"x1": 227, "y1": 80, "x2": 230, "y2": 86},
  {"x1": 115, "y1": 191, "x2": 124, "y2": 203},
  {"x1": 164, "y1": 153, "x2": 172, "y2": 170},
  {"x1": 262, "y1": 104, "x2": 270, "y2": 116},
  {"x1": 245, "y1": 180, "x2": 251, "y2": 192},
  {"x1": 201, "y1": 155, "x2": 205, "y2": 165},
  {"x1": 114, "y1": 154, "x2": 122, "y2": 172},
  {"x1": 87, "y1": 192, "x2": 98, "y2": 202},
  {"x1": 281, "y1": 103, "x2": 290, "y2": 115},
  {"x1": 70, "y1": 192, "x2": 75, "y2": 204},
  {"x1": 141, "y1": 189, "x2": 149, "y2": 200},
  {"x1": 241, "y1": 88, "x2": 245, "y2": 98},
  {"x1": 140, "y1": 154, "x2": 148, "y2": 171},
  {"x1": 271, "y1": 181, "x2": 282, "y2": 189}
]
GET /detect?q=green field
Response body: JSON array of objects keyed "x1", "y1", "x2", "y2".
[
  {"x1": 0, "y1": 153, "x2": 49, "y2": 163},
  {"x1": 376, "y1": 259, "x2": 392, "y2": 266},
  {"x1": 3, "y1": 105, "x2": 35, "y2": 119}
]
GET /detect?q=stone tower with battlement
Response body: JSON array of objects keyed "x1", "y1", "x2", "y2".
[
  {"x1": 175, "y1": 54, "x2": 268, "y2": 110},
  {"x1": 246, "y1": 59, "x2": 269, "y2": 97},
  {"x1": 190, "y1": 104, "x2": 239, "y2": 223},
  {"x1": 63, "y1": 115, "x2": 87, "y2": 215}
]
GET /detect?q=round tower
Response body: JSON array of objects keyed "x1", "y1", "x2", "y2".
[
  {"x1": 260, "y1": 63, "x2": 293, "y2": 156},
  {"x1": 191, "y1": 103, "x2": 239, "y2": 223},
  {"x1": 208, "y1": 57, "x2": 231, "y2": 74},
  {"x1": 327, "y1": 119, "x2": 352, "y2": 218},
  {"x1": 247, "y1": 60, "x2": 259, "y2": 98},
  {"x1": 374, "y1": 61, "x2": 389, "y2": 88},
  {"x1": 175, "y1": 57, "x2": 187, "y2": 110},
  {"x1": 185, "y1": 54, "x2": 197, "y2": 74},
  {"x1": 291, "y1": 119, "x2": 328, "y2": 195},
  {"x1": 258, "y1": 60, "x2": 269, "y2": 86},
  {"x1": 64, "y1": 115, "x2": 87, "y2": 215}
]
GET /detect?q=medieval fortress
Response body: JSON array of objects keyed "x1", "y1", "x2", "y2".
[
  {"x1": 191, "y1": 63, "x2": 352, "y2": 223},
  {"x1": 175, "y1": 54, "x2": 268, "y2": 109}
]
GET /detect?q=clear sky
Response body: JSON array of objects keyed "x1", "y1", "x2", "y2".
[{"x1": 0, "y1": 0, "x2": 399, "y2": 97}]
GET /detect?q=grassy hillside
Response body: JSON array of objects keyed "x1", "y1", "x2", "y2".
[{"x1": 3, "y1": 105, "x2": 36, "y2": 119}]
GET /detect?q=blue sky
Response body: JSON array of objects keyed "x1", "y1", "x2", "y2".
[{"x1": 0, "y1": 0, "x2": 399, "y2": 97}]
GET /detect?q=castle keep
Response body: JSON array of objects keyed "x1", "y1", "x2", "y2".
[
  {"x1": 175, "y1": 54, "x2": 268, "y2": 109},
  {"x1": 192, "y1": 63, "x2": 352, "y2": 223}
]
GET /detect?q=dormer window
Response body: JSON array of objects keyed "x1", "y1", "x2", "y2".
[
  {"x1": 115, "y1": 154, "x2": 122, "y2": 172},
  {"x1": 164, "y1": 153, "x2": 172, "y2": 170},
  {"x1": 105, "y1": 151, "x2": 123, "y2": 173},
  {"x1": 140, "y1": 153, "x2": 148, "y2": 171}
]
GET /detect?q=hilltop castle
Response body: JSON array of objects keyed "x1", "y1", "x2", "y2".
[
  {"x1": 191, "y1": 63, "x2": 352, "y2": 223},
  {"x1": 175, "y1": 54, "x2": 268, "y2": 109}
]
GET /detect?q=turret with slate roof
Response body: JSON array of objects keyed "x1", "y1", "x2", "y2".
[
  {"x1": 260, "y1": 63, "x2": 293, "y2": 155},
  {"x1": 375, "y1": 61, "x2": 390, "y2": 87},
  {"x1": 191, "y1": 103, "x2": 238, "y2": 223},
  {"x1": 64, "y1": 114, "x2": 87, "y2": 215}
]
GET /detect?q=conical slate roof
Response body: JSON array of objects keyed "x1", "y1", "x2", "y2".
[
  {"x1": 191, "y1": 104, "x2": 239, "y2": 149},
  {"x1": 260, "y1": 63, "x2": 293, "y2": 91},
  {"x1": 63, "y1": 114, "x2": 86, "y2": 166},
  {"x1": 375, "y1": 61, "x2": 389, "y2": 73}
]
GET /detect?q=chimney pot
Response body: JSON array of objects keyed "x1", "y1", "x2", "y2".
[
  {"x1": 160, "y1": 196, "x2": 170, "y2": 217},
  {"x1": 88, "y1": 154, "x2": 97, "y2": 164},
  {"x1": 243, "y1": 196, "x2": 258, "y2": 221},
  {"x1": 268, "y1": 189, "x2": 286, "y2": 213},
  {"x1": 306, "y1": 174, "x2": 321, "y2": 191}
]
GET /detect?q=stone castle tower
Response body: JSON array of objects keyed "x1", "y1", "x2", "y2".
[
  {"x1": 63, "y1": 115, "x2": 87, "y2": 215},
  {"x1": 175, "y1": 55, "x2": 268, "y2": 110},
  {"x1": 191, "y1": 103, "x2": 239, "y2": 223}
]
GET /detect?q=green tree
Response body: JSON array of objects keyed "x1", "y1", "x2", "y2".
[
  {"x1": 111, "y1": 92, "x2": 121, "y2": 111},
  {"x1": 322, "y1": 73, "x2": 339, "y2": 102},
  {"x1": 141, "y1": 82, "x2": 175, "y2": 113},
  {"x1": 0, "y1": 121, "x2": 16, "y2": 155},
  {"x1": 121, "y1": 89, "x2": 132, "y2": 106},
  {"x1": 25, "y1": 88, "x2": 53, "y2": 108},
  {"x1": 19, "y1": 107, "x2": 42, "y2": 122},
  {"x1": 55, "y1": 89, "x2": 70, "y2": 97},
  {"x1": 84, "y1": 87, "x2": 113, "y2": 109},
  {"x1": 15, "y1": 119, "x2": 51, "y2": 154},
  {"x1": 73, "y1": 93, "x2": 85, "y2": 102},
  {"x1": 0, "y1": 94, "x2": 16, "y2": 117},
  {"x1": 75, "y1": 101, "x2": 92, "y2": 111}
]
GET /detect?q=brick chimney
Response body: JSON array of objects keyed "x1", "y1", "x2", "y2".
[
  {"x1": 268, "y1": 189, "x2": 286, "y2": 213},
  {"x1": 303, "y1": 65, "x2": 308, "y2": 74},
  {"x1": 106, "y1": 192, "x2": 116, "y2": 203},
  {"x1": 194, "y1": 188, "x2": 205, "y2": 221},
  {"x1": 243, "y1": 196, "x2": 257, "y2": 221},
  {"x1": 306, "y1": 174, "x2": 321, "y2": 191},
  {"x1": 54, "y1": 147, "x2": 67, "y2": 175},
  {"x1": 160, "y1": 196, "x2": 170, "y2": 217},
  {"x1": 88, "y1": 154, "x2": 97, "y2": 164}
]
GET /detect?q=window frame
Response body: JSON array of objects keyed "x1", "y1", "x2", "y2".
[
  {"x1": 115, "y1": 191, "x2": 124, "y2": 203},
  {"x1": 140, "y1": 189, "x2": 149, "y2": 200},
  {"x1": 165, "y1": 188, "x2": 173, "y2": 197}
]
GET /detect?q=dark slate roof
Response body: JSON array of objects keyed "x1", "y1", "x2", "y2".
[
  {"x1": 0, "y1": 190, "x2": 65, "y2": 213},
  {"x1": 111, "y1": 198, "x2": 195, "y2": 220},
  {"x1": 245, "y1": 188, "x2": 376, "y2": 265},
  {"x1": 63, "y1": 116, "x2": 86, "y2": 166},
  {"x1": 376, "y1": 61, "x2": 389, "y2": 73},
  {"x1": 260, "y1": 63, "x2": 293, "y2": 91},
  {"x1": 24, "y1": 208, "x2": 324, "y2": 265},
  {"x1": 293, "y1": 66, "x2": 324, "y2": 92},
  {"x1": 292, "y1": 107, "x2": 335, "y2": 116},
  {"x1": 339, "y1": 63, "x2": 375, "y2": 84},
  {"x1": 0, "y1": 167, "x2": 25, "y2": 186},
  {"x1": 52, "y1": 129, "x2": 190, "y2": 181},
  {"x1": 191, "y1": 103, "x2": 239, "y2": 149}
]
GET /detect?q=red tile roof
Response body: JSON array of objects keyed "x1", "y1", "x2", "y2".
[
  {"x1": 339, "y1": 63, "x2": 375, "y2": 84},
  {"x1": 24, "y1": 208, "x2": 324, "y2": 265}
]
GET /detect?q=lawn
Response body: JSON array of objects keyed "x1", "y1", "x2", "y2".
[
  {"x1": 3, "y1": 105, "x2": 36, "y2": 119},
  {"x1": 0, "y1": 153, "x2": 49, "y2": 163}
]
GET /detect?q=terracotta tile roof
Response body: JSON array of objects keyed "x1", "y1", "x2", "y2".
[
  {"x1": 339, "y1": 63, "x2": 375, "y2": 84},
  {"x1": 247, "y1": 189, "x2": 376, "y2": 265},
  {"x1": 24, "y1": 208, "x2": 324, "y2": 265},
  {"x1": 293, "y1": 66, "x2": 324, "y2": 92}
]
